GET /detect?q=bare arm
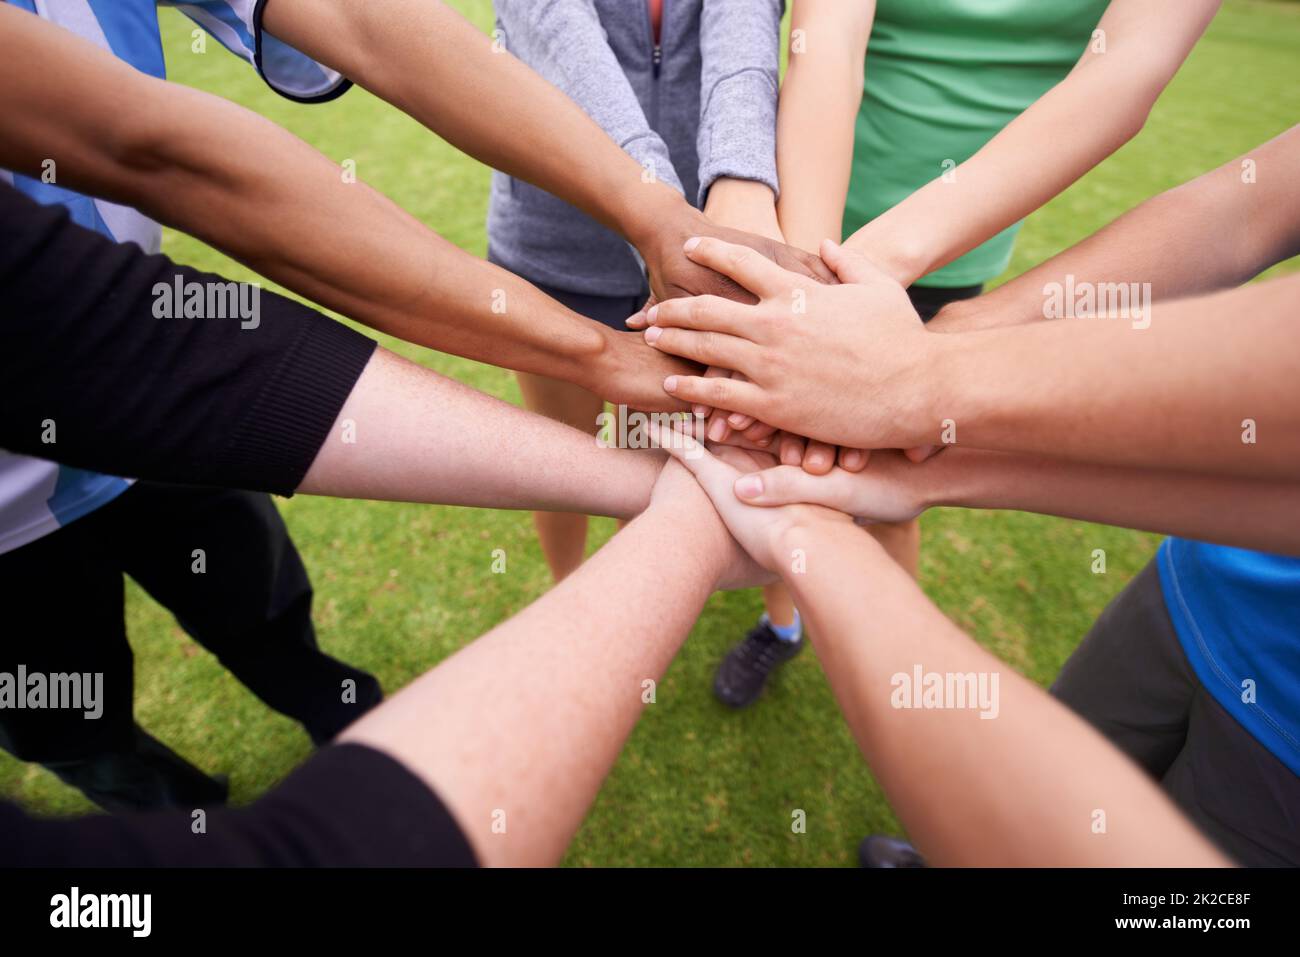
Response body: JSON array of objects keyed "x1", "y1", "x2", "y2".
[
  {"x1": 338, "y1": 461, "x2": 764, "y2": 866},
  {"x1": 261, "y1": 0, "x2": 835, "y2": 300},
  {"x1": 299, "y1": 349, "x2": 661, "y2": 521},
  {"x1": 727, "y1": 448, "x2": 1300, "y2": 556},
  {"x1": 0, "y1": 5, "x2": 695, "y2": 410},
  {"x1": 932, "y1": 124, "x2": 1300, "y2": 331},
  {"x1": 660, "y1": 439, "x2": 1229, "y2": 866},
  {"x1": 844, "y1": 0, "x2": 1221, "y2": 283},
  {"x1": 774, "y1": 0, "x2": 876, "y2": 253}
]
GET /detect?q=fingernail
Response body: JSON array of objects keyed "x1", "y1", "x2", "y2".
[
  {"x1": 708, "y1": 418, "x2": 729, "y2": 442},
  {"x1": 727, "y1": 413, "x2": 748, "y2": 428},
  {"x1": 735, "y1": 475, "x2": 763, "y2": 499},
  {"x1": 693, "y1": 404, "x2": 707, "y2": 418},
  {"x1": 684, "y1": 237, "x2": 701, "y2": 252},
  {"x1": 842, "y1": 450, "x2": 863, "y2": 469},
  {"x1": 644, "y1": 326, "x2": 662, "y2": 344},
  {"x1": 756, "y1": 436, "x2": 772, "y2": 448},
  {"x1": 664, "y1": 376, "x2": 678, "y2": 393},
  {"x1": 647, "y1": 304, "x2": 659, "y2": 324},
  {"x1": 808, "y1": 453, "x2": 827, "y2": 470}
]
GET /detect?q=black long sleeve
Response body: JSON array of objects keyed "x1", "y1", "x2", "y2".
[
  {"x1": 0, "y1": 183, "x2": 377, "y2": 495},
  {"x1": 0, "y1": 743, "x2": 478, "y2": 866}
]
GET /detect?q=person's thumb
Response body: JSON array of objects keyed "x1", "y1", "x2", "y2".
[
  {"x1": 732, "y1": 465, "x2": 853, "y2": 511},
  {"x1": 819, "y1": 238, "x2": 886, "y2": 285}
]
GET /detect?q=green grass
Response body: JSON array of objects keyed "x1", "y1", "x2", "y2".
[{"x1": 2, "y1": 0, "x2": 1297, "y2": 866}]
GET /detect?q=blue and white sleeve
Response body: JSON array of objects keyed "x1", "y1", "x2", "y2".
[{"x1": 163, "y1": 1, "x2": 350, "y2": 102}]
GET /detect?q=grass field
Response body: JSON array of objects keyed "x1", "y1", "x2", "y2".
[{"x1": 2, "y1": 0, "x2": 1297, "y2": 867}]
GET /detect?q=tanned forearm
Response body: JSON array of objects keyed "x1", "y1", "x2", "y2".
[
  {"x1": 0, "y1": 8, "x2": 635, "y2": 396},
  {"x1": 932, "y1": 124, "x2": 1300, "y2": 332},
  {"x1": 923, "y1": 276, "x2": 1300, "y2": 479},
  {"x1": 262, "y1": 0, "x2": 683, "y2": 250}
]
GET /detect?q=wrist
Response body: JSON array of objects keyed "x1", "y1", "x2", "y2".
[
  {"x1": 703, "y1": 179, "x2": 779, "y2": 236},
  {"x1": 771, "y1": 506, "x2": 856, "y2": 578},
  {"x1": 844, "y1": 224, "x2": 931, "y2": 287},
  {"x1": 776, "y1": 508, "x2": 880, "y2": 592},
  {"x1": 619, "y1": 181, "x2": 698, "y2": 256},
  {"x1": 891, "y1": 329, "x2": 952, "y2": 449}
]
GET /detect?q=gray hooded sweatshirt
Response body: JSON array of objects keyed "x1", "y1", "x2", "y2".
[{"x1": 487, "y1": 0, "x2": 783, "y2": 297}]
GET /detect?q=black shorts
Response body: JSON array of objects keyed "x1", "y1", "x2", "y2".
[
  {"x1": 907, "y1": 283, "x2": 983, "y2": 323},
  {"x1": 1051, "y1": 560, "x2": 1300, "y2": 866}
]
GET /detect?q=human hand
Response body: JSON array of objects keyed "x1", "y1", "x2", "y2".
[
  {"x1": 592, "y1": 331, "x2": 701, "y2": 413},
  {"x1": 633, "y1": 181, "x2": 794, "y2": 442},
  {"x1": 727, "y1": 449, "x2": 935, "y2": 524},
  {"x1": 631, "y1": 203, "x2": 836, "y2": 309},
  {"x1": 643, "y1": 237, "x2": 933, "y2": 451},
  {"x1": 649, "y1": 423, "x2": 851, "y2": 575}
]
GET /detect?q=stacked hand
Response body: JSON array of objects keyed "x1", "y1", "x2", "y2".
[
  {"x1": 598, "y1": 202, "x2": 837, "y2": 414},
  {"x1": 628, "y1": 182, "x2": 853, "y2": 464},
  {"x1": 640, "y1": 235, "x2": 932, "y2": 453}
]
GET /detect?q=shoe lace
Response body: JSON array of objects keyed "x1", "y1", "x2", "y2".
[{"x1": 738, "y1": 626, "x2": 787, "y2": 673}]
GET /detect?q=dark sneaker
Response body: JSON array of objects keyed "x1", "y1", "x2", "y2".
[
  {"x1": 858, "y1": 834, "x2": 926, "y2": 868},
  {"x1": 713, "y1": 619, "x2": 803, "y2": 708}
]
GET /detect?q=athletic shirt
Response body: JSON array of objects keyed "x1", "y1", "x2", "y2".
[
  {"x1": 0, "y1": 0, "x2": 347, "y2": 556},
  {"x1": 845, "y1": 0, "x2": 1108, "y2": 287},
  {"x1": 1158, "y1": 542, "x2": 1300, "y2": 777}
]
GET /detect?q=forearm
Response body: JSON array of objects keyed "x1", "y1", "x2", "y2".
[
  {"x1": 780, "y1": 520, "x2": 1227, "y2": 866},
  {"x1": 918, "y1": 449, "x2": 1300, "y2": 555},
  {"x1": 263, "y1": 0, "x2": 685, "y2": 248},
  {"x1": 340, "y1": 490, "x2": 733, "y2": 867},
  {"x1": 0, "y1": 10, "x2": 612, "y2": 389},
  {"x1": 934, "y1": 125, "x2": 1300, "y2": 332},
  {"x1": 775, "y1": 0, "x2": 873, "y2": 252},
  {"x1": 918, "y1": 277, "x2": 1300, "y2": 479},
  {"x1": 300, "y1": 349, "x2": 661, "y2": 520},
  {"x1": 846, "y1": 0, "x2": 1219, "y2": 284}
]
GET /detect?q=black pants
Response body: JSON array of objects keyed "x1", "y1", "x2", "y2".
[
  {"x1": 1052, "y1": 560, "x2": 1300, "y2": 866},
  {"x1": 0, "y1": 482, "x2": 382, "y2": 812}
]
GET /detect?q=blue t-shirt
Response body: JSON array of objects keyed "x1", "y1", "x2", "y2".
[{"x1": 1158, "y1": 539, "x2": 1300, "y2": 776}]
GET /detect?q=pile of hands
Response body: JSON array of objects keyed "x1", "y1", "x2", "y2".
[{"x1": 619, "y1": 195, "x2": 951, "y2": 551}]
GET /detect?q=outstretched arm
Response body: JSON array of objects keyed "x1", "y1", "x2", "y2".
[
  {"x1": 0, "y1": 184, "x2": 659, "y2": 520},
  {"x1": 339, "y1": 460, "x2": 766, "y2": 866},
  {"x1": 774, "y1": 0, "x2": 876, "y2": 254},
  {"x1": 844, "y1": 0, "x2": 1221, "y2": 283},
  {"x1": 932, "y1": 124, "x2": 1300, "y2": 332},
  {"x1": 260, "y1": 0, "x2": 834, "y2": 302},
  {"x1": 659, "y1": 437, "x2": 1229, "y2": 867},
  {"x1": 0, "y1": 5, "x2": 696, "y2": 411},
  {"x1": 724, "y1": 448, "x2": 1300, "y2": 557}
]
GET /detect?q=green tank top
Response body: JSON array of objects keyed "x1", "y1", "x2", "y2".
[{"x1": 846, "y1": 0, "x2": 1109, "y2": 287}]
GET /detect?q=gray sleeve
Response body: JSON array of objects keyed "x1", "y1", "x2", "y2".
[
  {"x1": 494, "y1": 0, "x2": 685, "y2": 196},
  {"x1": 696, "y1": 0, "x2": 784, "y2": 206}
]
